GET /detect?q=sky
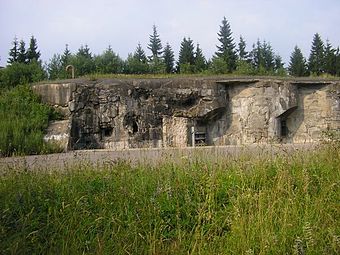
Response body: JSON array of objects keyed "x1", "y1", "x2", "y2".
[{"x1": 1, "y1": 0, "x2": 340, "y2": 67}]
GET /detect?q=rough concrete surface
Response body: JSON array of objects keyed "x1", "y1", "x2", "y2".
[{"x1": 32, "y1": 77, "x2": 340, "y2": 151}]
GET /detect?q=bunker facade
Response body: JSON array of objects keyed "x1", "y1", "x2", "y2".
[{"x1": 33, "y1": 77, "x2": 340, "y2": 150}]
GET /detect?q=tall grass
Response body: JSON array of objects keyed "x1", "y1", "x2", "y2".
[
  {"x1": 0, "y1": 85, "x2": 61, "y2": 156},
  {"x1": 0, "y1": 144, "x2": 339, "y2": 254}
]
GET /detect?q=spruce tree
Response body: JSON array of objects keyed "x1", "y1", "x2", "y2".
[
  {"x1": 134, "y1": 43, "x2": 148, "y2": 63},
  {"x1": 262, "y1": 41, "x2": 275, "y2": 71},
  {"x1": 194, "y1": 43, "x2": 207, "y2": 72},
  {"x1": 288, "y1": 46, "x2": 308, "y2": 76},
  {"x1": 215, "y1": 17, "x2": 237, "y2": 72},
  {"x1": 17, "y1": 40, "x2": 27, "y2": 64},
  {"x1": 274, "y1": 55, "x2": 284, "y2": 71},
  {"x1": 26, "y1": 36, "x2": 41, "y2": 63},
  {"x1": 124, "y1": 43, "x2": 149, "y2": 74},
  {"x1": 61, "y1": 44, "x2": 71, "y2": 67},
  {"x1": 238, "y1": 36, "x2": 248, "y2": 60},
  {"x1": 308, "y1": 33, "x2": 324, "y2": 75},
  {"x1": 147, "y1": 25, "x2": 162, "y2": 61},
  {"x1": 8, "y1": 37, "x2": 19, "y2": 64},
  {"x1": 178, "y1": 37, "x2": 195, "y2": 73},
  {"x1": 47, "y1": 54, "x2": 63, "y2": 80},
  {"x1": 163, "y1": 43, "x2": 175, "y2": 73},
  {"x1": 323, "y1": 40, "x2": 336, "y2": 75},
  {"x1": 336, "y1": 47, "x2": 340, "y2": 76},
  {"x1": 250, "y1": 40, "x2": 264, "y2": 71}
]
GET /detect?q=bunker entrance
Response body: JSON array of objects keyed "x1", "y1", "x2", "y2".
[
  {"x1": 276, "y1": 106, "x2": 298, "y2": 140},
  {"x1": 190, "y1": 125, "x2": 208, "y2": 147}
]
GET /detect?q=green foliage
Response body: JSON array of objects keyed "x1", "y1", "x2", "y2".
[
  {"x1": 17, "y1": 40, "x2": 27, "y2": 64},
  {"x1": 209, "y1": 56, "x2": 229, "y2": 74},
  {"x1": 26, "y1": 36, "x2": 41, "y2": 63},
  {"x1": 323, "y1": 40, "x2": 337, "y2": 76},
  {"x1": 235, "y1": 59, "x2": 255, "y2": 75},
  {"x1": 288, "y1": 46, "x2": 308, "y2": 76},
  {"x1": 0, "y1": 85, "x2": 59, "y2": 156},
  {"x1": 308, "y1": 33, "x2": 325, "y2": 75},
  {"x1": 94, "y1": 46, "x2": 124, "y2": 74},
  {"x1": 215, "y1": 17, "x2": 237, "y2": 72},
  {"x1": 7, "y1": 37, "x2": 19, "y2": 64},
  {"x1": 178, "y1": 37, "x2": 195, "y2": 73},
  {"x1": 47, "y1": 54, "x2": 64, "y2": 80},
  {"x1": 69, "y1": 45, "x2": 96, "y2": 76},
  {"x1": 0, "y1": 61, "x2": 46, "y2": 89},
  {"x1": 238, "y1": 35, "x2": 248, "y2": 60},
  {"x1": 147, "y1": 25, "x2": 163, "y2": 61},
  {"x1": 0, "y1": 146, "x2": 339, "y2": 254},
  {"x1": 194, "y1": 43, "x2": 207, "y2": 72},
  {"x1": 163, "y1": 43, "x2": 175, "y2": 73}
]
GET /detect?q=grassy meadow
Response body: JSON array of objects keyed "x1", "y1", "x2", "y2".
[{"x1": 0, "y1": 144, "x2": 339, "y2": 254}]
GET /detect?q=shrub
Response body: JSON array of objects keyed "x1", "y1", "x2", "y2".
[{"x1": 0, "y1": 61, "x2": 46, "y2": 89}]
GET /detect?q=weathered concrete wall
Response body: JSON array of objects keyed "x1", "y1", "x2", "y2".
[{"x1": 33, "y1": 77, "x2": 340, "y2": 150}]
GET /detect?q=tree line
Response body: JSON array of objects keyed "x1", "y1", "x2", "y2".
[{"x1": 2, "y1": 17, "x2": 340, "y2": 88}]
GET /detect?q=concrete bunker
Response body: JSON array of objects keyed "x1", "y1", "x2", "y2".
[{"x1": 32, "y1": 78, "x2": 340, "y2": 151}]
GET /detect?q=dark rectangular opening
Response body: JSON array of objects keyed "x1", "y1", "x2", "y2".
[{"x1": 281, "y1": 120, "x2": 288, "y2": 137}]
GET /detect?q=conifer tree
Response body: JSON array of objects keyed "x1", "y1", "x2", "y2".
[
  {"x1": 262, "y1": 41, "x2": 275, "y2": 71},
  {"x1": 163, "y1": 43, "x2": 175, "y2": 73},
  {"x1": 336, "y1": 47, "x2": 340, "y2": 77},
  {"x1": 61, "y1": 44, "x2": 71, "y2": 67},
  {"x1": 308, "y1": 33, "x2": 324, "y2": 75},
  {"x1": 47, "y1": 54, "x2": 63, "y2": 80},
  {"x1": 250, "y1": 40, "x2": 264, "y2": 71},
  {"x1": 8, "y1": 37, "x2": 19, "y2": 64},
  {"x1": 238, "y1": 36, "x2": 248, "y2": 60},
  {"x1": 17, "y1": 40, "x2": 27, "y2": 64},
  {"x1": 178, "y1": 37, "x2": 195, "y2": 73},
  {"x1": 288, "y1": 46, "x2": 308, "y2": 76},
  {"x1": 134, "y1": 43, "x2": 148, "y2": 63},
  {"x1": 274, "y1": 55, "x2": 284, "y2": 71},
  {"x1": 194, "y1": 43, "x2": 207, "y2": 72},
  {"x1": 26, "y1": 36, "x2": 41, "y2": 63},
  {"x1": 323, "y1": 40, "x2": 336, "y2": 75},
  {"x1": 215, "y1": 17, "x2": 237, "y2": 72},
  {"x1": 147, "y1": 25, "x2": 162, "y2": 61}
]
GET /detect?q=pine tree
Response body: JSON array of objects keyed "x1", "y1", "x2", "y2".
[
  {"x1": 147, "y1": 25, "x2": 162, "y2": 61},
  {"x1": 72, "y1": 44, "x2": 95, "y2": 76},
  {"x1": 323, "y1": 40, "x2": 336, "y2": 75},
  {"x1": 250, "y1": 40, "x2": 264, "y2": 71},
  {"x1": 94, "y1": 46, "x2": 124, "y2": 74},
  {"x1": 17, "y1": 40, "x2": 27, "y2": 64},
  {"x1": 134, "y1": 43, "x2": 148, "y2": 63},
  {"x1": 288, "y1": 46, "x2": 308, "y2": 77},
  {"x1": 47, "y1": 54, "x2": 63, "y2": 80},
  {"x1": 308, "y1": 33, "x2": 324, "y2": 75},
  {"x1": 77, "y1": 44, "x2": 92, "y2": 58},
  {"x1": 178, "y1": 37, "x2": 195, "y2": 73},
  {"x1": 194, "y1": 43, "x2": 207, "y2": 72},
  {"x1": 262, "y1": 41, "x2": 275, "y2": 71},
  {"x1": 26, "y1": 36, "x2": 41, "y2": 63},
  {"x1": 336, "y1": 47, "x2": 340, "y2": 77},
  {"x1": 215, "y1": 17, "x2": 237, "y2": 72},
  {"x1": 61, "y1": 44, "x2": 71, "y2": 67},
  {"x1": 274, "y1": 55, "x2": 284, "y2": 71},
  {"x1": 238, "y1": 36, "x2": 248, "y2": 60},
  {"x1": 163, "y1": 43, "x2": 175, "y2": 73},
  {"x1": 8, "y1": 37, "x2": 19, "y2": 64}
]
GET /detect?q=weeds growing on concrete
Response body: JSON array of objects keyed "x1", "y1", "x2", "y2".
[{"x1": 0, "y1": 144, "x2": 339, "y2": 254}]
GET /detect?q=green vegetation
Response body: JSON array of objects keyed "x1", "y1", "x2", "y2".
[
  {"x1": 1, "y1": 145, "x2": 339, "y2": 254},
  {"x1": 2, "y1": 19, "x2": 340, "y2": 83},
  {"x1": 0, "y1": 85, "x2": 61, "y2": 156}
]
